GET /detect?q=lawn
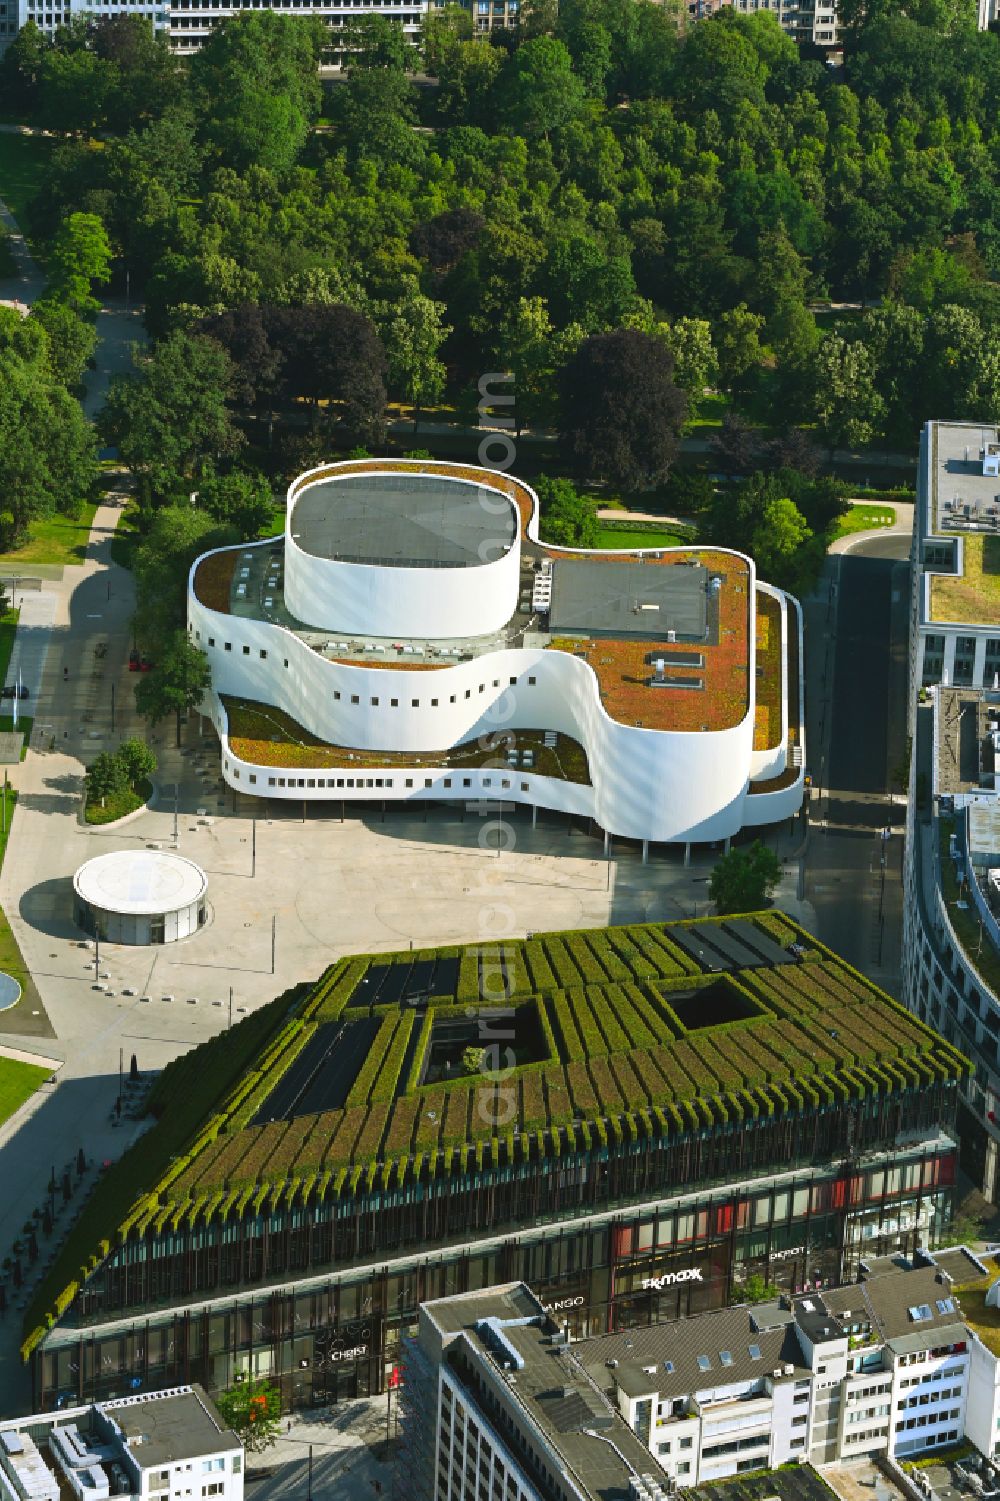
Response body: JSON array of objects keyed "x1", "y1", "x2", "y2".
[
  {"x1": 85, "y1": 778, "x2": 152, "y2": 826},
  {"x1": 931, "y1": 533, "x2": 1000, "y2": 625},
  {"x1": 0, "y1": 131, "x2": 56, "y2": 239},
  {"x1": 594, "y1": 526, "x2": 692, "y2": 549},
  {"x1": 829, "y1": 502, "x2": 898, "y2": 543},
  {"x1": 0, "y1": 504, "x2": 99, "y2": 568},
  {"x1": 0, "y1": 609, "x2": 17, "y2": 687},
  {"x1": 0, "y1": 1056, "x2": 50, "y2": 1127}
]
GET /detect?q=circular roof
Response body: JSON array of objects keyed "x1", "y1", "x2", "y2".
[
  {"x1": 73, "y1": 850, "x2": 207, "y2": 916},
  {"x1": 290, "y1": 470, "x2": 517, "y2": 568}
]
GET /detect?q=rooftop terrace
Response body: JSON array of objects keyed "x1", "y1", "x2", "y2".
[{"x1": 192, "y1": 460, "x2": 762, "y2": 735}]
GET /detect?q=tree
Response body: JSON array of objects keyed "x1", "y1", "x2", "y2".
[
  {"x1": 422, "y1": 4, "x2": 472, "y2": 73},
  {"x1": 709, "y1": 840, "x2": 782, "y2": 915},
  {"x1": 342, "y1": 14, "x2": 415, "y2": 70},
  {"x1": 85, "y1": 750, "x2": 128, "y2": 808},
  {"x1": 115, "y1": 736, "x2": 157, "y2": 792},
  {"x1": 30, "y1": 301, "x2": 98, "y2": 389},
  {"x1": 0, "y1": 20, "x2": 48, "y2": 115},
  {"x1": 751, "y1": 492, "x2": 812, "y2": 578},
  {"x1": 710, "y1": 411, "x2": 760, "y2": 477},
  {"x1": 100, "y1": 332, "x2": 240, "y2": 501},
  {"x1": 812, "y1": 334, "x2": 886, "y2": 451},
  {"x1": 558, "y1": 329, "x2": 686, "y2": 489},
  {"x1": 656, "y1": 318, "x2": 718, "y2": 403},
  {"x1": 134, "y1": 633, "x2": 212, "y2": 747},
  {"x1": 215, "y1": 1378, "x2": 281, "y2": 1455},
  {"x1": 132, "y1": 506, "x2": 237, "y2": 644},
  {"x1": 535, "y1": 475, "x2": 599, "y2": 547},
  {"x1": 499, "y1": 37, "x2": 586, "y2": 138},
  {"x1": 714, "y1": 304, "x2": 765, "y2": 392},
  {"x1": 739, "y1": 1273, "x2": 780, "y2": 1304},
  {"x1": 0, "y1": 346, "x2": 97, "y2": 548},
  {"x1": 199, "y1": 468, "x2": 274, "y2": 539},
  {"x1": 376, "y1": 286, "x2": 451, "y2": 429},
  {"x1": 38, "y1": 48, "x2": 116, "y2": 134},
  {"x1": 190, "y1": 12, "x2": 324, "y2": 174},
  {"x1": 461, "y1": 1045, "x2": 485, "y2": 1075},
  {"x1": 47, "y1": 213, "x2": 112, "y2": 318}
]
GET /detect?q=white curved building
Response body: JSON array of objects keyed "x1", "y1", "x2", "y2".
[
  {"x1": 73, "y1": 850, "x2": 208, "y2": 945},
  {"x1": 187, "y1": 460, "x2": 805, "y2": 847}
]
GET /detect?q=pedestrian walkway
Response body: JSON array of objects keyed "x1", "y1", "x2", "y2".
[
  {"x1": 6, "y1": 590, "x2": 56, "y2": 701},
  {"x1": 0, "y1": 197, "x2": 44, "y2": 310}
]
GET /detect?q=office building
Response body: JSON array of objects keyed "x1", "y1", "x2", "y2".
[
  {"x1": 903, "y1": 420, "x2": 1000, "y2": 1201},
  {"x1": 404, "y1": 1247, "x2": 1000, "y2": 1500}
]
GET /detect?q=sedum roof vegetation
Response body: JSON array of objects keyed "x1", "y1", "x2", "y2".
[{"x1": 21, "y1": 913, "x2": 967, "y2": 1361}]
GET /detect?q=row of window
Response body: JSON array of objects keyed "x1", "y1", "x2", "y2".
[
  {"x1": 847, "y1": 1404, "x2": 890, "y2": 1424},
  {"x1": 901, "y1": 1385, "x2": 964, "y2": 1408},
  {"x1": 847, "y1": 1381, "x2": 891, "y2": 1401},
  {"x1": 895, "y1": 1407, "x2": 961, "y2": 1433},
  {"x1": 898, "y1": 1364, "x2": 965, "y2": 1390},
  {"x1": 333, "y1": 674, "x2": 537, "y2": 707},
  {"x1": 227, "y1": 768, "x2": 533, "y2": 792}
]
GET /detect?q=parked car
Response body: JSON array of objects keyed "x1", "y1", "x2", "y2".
[
  {"x1": 128, "y1": 649, "x2": 140, "y2": 672},
  {"x1": 139, "y1": 656, "x2": 153, "y2": 672}
]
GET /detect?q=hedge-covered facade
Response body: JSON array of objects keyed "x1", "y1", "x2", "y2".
[{"x1": 28, "y1": 913, "x2": 968, "y2": 1411}]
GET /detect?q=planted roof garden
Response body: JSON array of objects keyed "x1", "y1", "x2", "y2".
[{"x1": 22, "y1": 913, "x2": 968, "y2": 1360}]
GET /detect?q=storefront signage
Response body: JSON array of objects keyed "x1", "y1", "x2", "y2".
[
  {"x1": 543, "y1": 1296, "x2": 585, "y2": 1313},
  {"x1": 769, "y1": 1246, "x2": 805, "y2": 1263},
  {"x1": 641, "y1": 1268, "x2": 704, "y2": 1291},
  {"x1": 329, "y1": 1344, "x2": 368, "y2": 1363}
]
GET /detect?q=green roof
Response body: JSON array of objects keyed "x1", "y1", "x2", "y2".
[{"x1": 22, "y1": 913, "x2": 968, "y2": 1361}]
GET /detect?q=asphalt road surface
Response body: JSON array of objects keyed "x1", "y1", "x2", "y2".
[{"x1": 802, "y1": 532, "x2": 912, "y2": 992}]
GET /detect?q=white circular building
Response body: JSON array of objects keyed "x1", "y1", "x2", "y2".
[
  {"x1": 73, "y1": 850, "x2": 208, "y2": 945},
  {"x1": 284, "y1": 467, "x2": 521, "y2": 639}
]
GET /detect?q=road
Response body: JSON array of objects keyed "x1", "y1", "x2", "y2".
[{"x1": 800, "y1": 530, "x2": 912, "y2": 994}]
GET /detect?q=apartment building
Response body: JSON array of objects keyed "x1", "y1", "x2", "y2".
[
  {"x1": 903, "y1": 420, "x2": 1000, "y2": 1202},
  {"x1": 0, "y1": 1388, "x2": 242, "y2": 1501},
  {"x1": 403, "y1": 1248, "x2": 1000, "y2": 1501}
]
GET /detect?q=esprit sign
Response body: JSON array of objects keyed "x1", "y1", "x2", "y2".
[
  {"x1": 543, "y1": 1296, "x2": 585, "y2": 1313},
  {"x1": 641, "y1": 1268, "x2": 704, "y2": 1291}
]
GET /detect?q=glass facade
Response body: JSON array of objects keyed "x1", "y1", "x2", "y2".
[{"x1": 35, "y1": 1140, "x2": 956, "y2": 1414}]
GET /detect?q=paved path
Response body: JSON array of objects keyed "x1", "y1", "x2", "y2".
[{"x1": 0, "y1": 198, "x2": 44, "y2": 310}]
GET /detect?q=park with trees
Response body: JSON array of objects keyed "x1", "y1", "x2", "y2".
[{"x1": 2, "y1": 0, "x2": 999, "y2": 666}]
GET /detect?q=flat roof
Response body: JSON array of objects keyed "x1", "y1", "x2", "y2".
[
  {"x1": 290, "y1": 472, "x2": 517, "y2": 568},
  {"x1": 549, "y1": 558, "x2": 708, "y2": 638},
  {"x1": 102, "y1": 1387, "x2": 239, "y2": 1468},
  {"x1": 930, "y1": 422, "x2": 1000, "y2": 538},
  {"x1": 73, "y1": 851, "x2": 207, "y2": 916}
]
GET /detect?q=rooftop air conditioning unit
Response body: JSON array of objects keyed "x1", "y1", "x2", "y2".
[{"x1": 784, "y1": 1364, "x2": 795, "y2": 1375}]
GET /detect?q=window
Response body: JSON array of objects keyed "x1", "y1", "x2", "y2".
[
  {"x1": 405, "y1": 778, "x2": 413, "y2": 788},
  {"x1": 677, "y1": 1463, "x2": 691, "y2": 1476},
  {"x1": 521, "y1": 781, "x2": 529, "y2": 791},
  {"x1": 351, "y1": 695, "x2": 360, "y2": 704},
  {"x1": 720, "y1": 1351, "x2": 733, "y2": 1367},
  {"x1": 259, "y1": 649, "x2": 267, "y2": 660},
  {"x1": 449, "y1": 695, "x2": 457, "y2": 704},
  {"x1": 224, "y1": 642, "x2": 232, "y2": 652},
  {"x1": 749, "y1": 1344, "x2": 762, "y2": 1360},
  {"x1": 283, "y1": 659, "x2": 289, "y2": 669},
  {"x1": 333, "y1": 691, "x2": 341, "y2": 701},
  {"x1": 528, "y1": 675, "x2": 536, "y2": 685},
  {"x1": 463, "y1": 778, "x2": 471, "y2": 788},
  {"x1": 465, "y1": 689, "x2": 471, "y2": 699},
  {"x1": 242, "y1": 645, "x2": 250, "y2": 656},
  {"x1": 432, "y1": 698, "x2": 439, "y2": 707},
  {"x1": 697, "y1": 1356, "x2": 711, "y2": 1372},
  {"x1": 391, "y1": 698, "x2": 398, "y2": 707},
  {"x1": 208, "y1": 638, "x2": 215, "y2": 648},
  {"x1": 479, "y1": 684, "x2": 485, "y2": 693},
  {"x1": 412, "y1": 699, "x2": 420, "y2": 708},
  {"x1": 510, "y1": 676, "x2": 517, "y2": 686}
]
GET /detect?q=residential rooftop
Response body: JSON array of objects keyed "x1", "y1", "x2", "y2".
[{"x1": 423, "y1": 1284, "x2": 667, "y2": 1501}]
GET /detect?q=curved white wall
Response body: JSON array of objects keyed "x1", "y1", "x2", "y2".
[
  {"x1": 188, "y1": 460, "x2": 805, "y2": 845},
  {"x1": 284, "y1": 471, "x2": 521, "y2": 640}
]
